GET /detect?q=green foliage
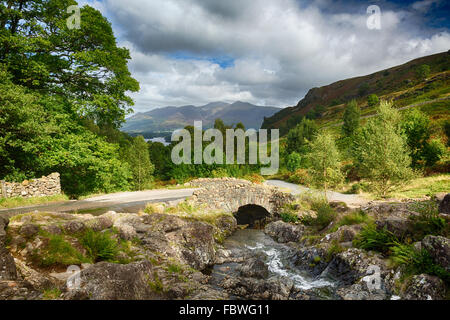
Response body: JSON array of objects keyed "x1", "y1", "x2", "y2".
[
  {"x1": 367, "y1": 94, "x2": 379, "y2": 107},
  {"x1": 280, "y1": 211, "x2": 299, "y2": 223},
  {"x1": 0, "y1": 0, "x2": 139, "y2": 128},
  {"x1": 341, "y1": 100, "x2": 361, "y2": 137},
  {"x1": 286, "y1": 118, "x2": 318, "y2": 154},
  {"x1": 390, "y1": 243, "x2": 450, "y2": 284},
  {"x1": 42, "y1": 288, "x2": 62, "y2": 300},
  {"x1": 331, "y1": 210, "x2": 371, "y2": 232},
  {"x1": 415, "y1": 64, "x2": 431, "y2": 81},
  {"x1": 409, "y1": 201, "x2": 448, "y2": 240},
  {"x1": 444, "y1": 120, "x2": 450, "y2": 147},
  {"x1": 286, "y1": 152, "x2": 303, "y2": 172},
  {"x1": 352, "y1": 102, "x2": 414, "y2": 197},
  {"x1": 123, "y1": 136, "x2": 154, "y2": 190},
  {"x1": 307, "y1": 131, "x2": 343, "y2": 192},
  {"x1": 33, "y1": 232, "x2": 90, "y2": 267},
  {"x1": 401, "y1": 109, "x2": 443, "y2": 168},
  {"x1": 302, "y1": 201, "x2": 336, "y2": 230},
  {"x1": 80, "y1": 229, "x2": 119, "y2": 263},
  {"x1": 353, "y1": 224, "x2": 397, "y2": 253}
]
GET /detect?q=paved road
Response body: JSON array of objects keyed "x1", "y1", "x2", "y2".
[
  {"x1": 265, "y1": 180, "x2": 368, "y2": 207},
  {"x1": 0, "y1": 188, "x2": 196, "y2": 218}
]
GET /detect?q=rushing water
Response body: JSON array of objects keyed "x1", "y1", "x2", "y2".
[{"x1": 210, "y1": 229, "x2": 335, "y2": 293}]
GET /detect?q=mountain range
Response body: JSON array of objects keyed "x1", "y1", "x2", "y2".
[{"x1": 121, "y1": 101, "x2": 281, "y2": 133}]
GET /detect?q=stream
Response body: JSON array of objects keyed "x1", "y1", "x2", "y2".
[{"x1": 209, "y1": 228, "x2": 337, "y2": 298}]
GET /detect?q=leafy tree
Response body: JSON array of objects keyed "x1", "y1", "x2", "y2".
[
  {"x1": 416, "y1": 64, "x2": 431, "y2": 81},
  {"x1": 367, "y1": 94, "x2": 379, "y2": 107},
  {"x1": 307, "y1": 131, "x2": 343, "y2": 196},
  {"x1": 358, "y1": 82, "x2": 369, "y2": 96},
  {"x1": 341, "y1": 100, "x2": 361, "y2": 137},
  {"x1": 444, "y1": 120, "x2": 450, "y2": 147},
  {"x1": 286, "y1": 118, "x2": 318, "y2": 154},
  {"x1": 0, "y1": 0, "x2": 139, "y2": 128},
  {"x1": 148, "y1": 141, "x2": 172, "y2": 179},
  {"x1": 423, "y1": 139, "x2": 445, "y2": 167},
  {"x1": 352, "y1": 102, "x2": 414, "y2": 197},
  {"x1": 286, "y1": 152, "x2": 302, "y2": 172},
  {"x1": 124, "y1": 136, "x2": 154, "y2": 190}
]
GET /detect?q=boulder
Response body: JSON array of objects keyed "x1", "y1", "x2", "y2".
[
  {"x1": 63, "y1": 260, "x2": 160, "y2": 300},
  {"x1": 221, "y1": 275, "x2": 294, "y2": 300},
  {"x1": 0, "y1": 216, "x2": 9, "y2": 244},
  {"x1": 421, "y1": 235, "x2": 450, "y2": 272},
  {"x1": 321, "y1": 225, "x2": 362, "y2": 244},
  {"x1": 293, "y1": 246, "x2": 329, "y2": 277},
  {"x1": 239, "y1": 257, "x2": 269, "y2": 279},
  {"x1": 264, "y1": 221, "x2": 304, "y2": 243},
  {"x1": 62, "y1": 221, "x2": 86, "y2": 234},
  {"x1": 438, "y1": 193, "x2": 450, "y2": 214},
  {"x1": 375, "y1": 217, "x2": 414, "y2": 239},
  {"x1": 0, "y1": 247, "x2": 17, "y2": 281},
  {"x1": 20, "y1": 223, "x2": 40, "y2": 238},
  {"x1": 403, "y1": 274, "x2": 446, "y2": 300}
]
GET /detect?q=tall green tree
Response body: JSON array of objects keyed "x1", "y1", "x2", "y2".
[
  {"x1": 352, "y1": 102, "x2": 414, "y2": 197},
  {"x1": 125, "y1": 136, "x2": 154, "y2": 190},
  {"x1": 307, "y1": 131, "x2": 343, "y2": 196},
  {"x1": 286, "y1": 118, "x2": 318, "y2": 154},
  {"x1": 342, "y1": 100, "x2": 361, "y2": 137},
  {"x1": 0, "y1": 0, "x2": 139, "y2": 127}
]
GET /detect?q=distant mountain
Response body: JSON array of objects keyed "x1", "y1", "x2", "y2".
[
  {"x1": 262, "y1": 50, "x2": 450, "y2": 135},
  {"x1": 121, "y1": 101, "x2": 281, "y2": 133}
]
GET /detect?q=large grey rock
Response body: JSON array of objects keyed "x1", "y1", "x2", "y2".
[
  {"x1": 20, "y1": 223, "x2": 39, "y2": 238},
  {"x1": 221, "y1": 275, "x2": 294, "y2": 300},
  {"x1": 403, "y1": 274, "x2": 446, "y2": 300},
  {"x1": 421, "y1": 235, "x2": 450, "y2": 272},
  {"x1": 0, "y1": 216, "x2": 17, "y2": 281},
  {"x1": 375, "y1": 217, "x2": 414, "y2": 239},
  {"x1": 438, "y1": 193, "x2": 450, "y2": 214},
  {"x1": 0, "y1": 215, "x2": 9, "y2": 245},
  {"x1": 239, "y1": 257, "x2": 269, "y2": 279},
  {"x1": 264, "y1": 221, "x2": 304, "y2": 243},
  {"x1": 63, "y1": 261, "x2": 160, "y2": 300}
]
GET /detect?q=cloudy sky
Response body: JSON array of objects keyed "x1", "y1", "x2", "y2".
[{"x1": 80, "y1": 0, "x2": 450, "y2": 112}]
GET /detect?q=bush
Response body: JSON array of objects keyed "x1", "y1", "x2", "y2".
[
  {"x1": 302, "y1": 201, "x2": 336, "y2": 230},
  {"x1": 409, "y1": 201, "x2": 447, "y2": 240},
  {"x1": 286, "y1": 152, "x2": 303, "y2": 172},
  {"x1": 80, "y1": 229, "x2": 119, "y2": 263},
  {"x1": 353, "y1": 223, "x2": 397, "y2": 253},
  {"x1": 330, "y1": 210, "x2": 371, "y2": 232},
  {"x1": 280, "y1": 211, "x2": 299, "y2": 223}
]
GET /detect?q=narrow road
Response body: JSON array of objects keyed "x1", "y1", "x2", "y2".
[
  {"x1": 265, "y1": 180, "x2": 368, "y2": 207},
  {"x1": 0, "y1": 188, "x2": 196, "y2": 218}
]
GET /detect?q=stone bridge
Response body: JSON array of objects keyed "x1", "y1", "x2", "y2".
[{"x1": 189, "y1": 178, "x2": 295, "y2": 227}]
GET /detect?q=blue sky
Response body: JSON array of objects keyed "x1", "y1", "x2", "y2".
[{"x1": 80, "y1": 0, "x2": 449, "y2": 112}]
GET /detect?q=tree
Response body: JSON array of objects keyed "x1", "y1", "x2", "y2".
[
  {"x1": 444, "y1": 120, "x2": 450, "y2": 147},
  {"x1": 0, "y1": 0, "x2": 139, "y2": 128},
  {"x1": 416, "y1": 64, "x2": 431, "y2": 81},
  {"x1": 401, "y1": 109, "x2": 433, "y2": 167},
  {"x1": 124, "y1": 136, "x2": 154, "y2": 190},
  {"x1": 342, "y1": 100, "x2": 361, "y2": 137},
  {"x1": 286, "y1": 152, "x2": 302, "y2": 172},
  {"x1": 307, "y1": 132, "x2": 343, "y2": 196},
  {"x1": 352, "y1": 102, "x2": 414, "y2": 197},
  {"x1": 286, "y1": 118, "x2": 318, "y2": 154},
  {"x1": 367, "y1": 94, "x2": 379, "y2": 107}
]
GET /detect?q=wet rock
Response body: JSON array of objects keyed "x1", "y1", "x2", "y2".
[
  {"x1": 321, "y1": 248, "x2": 388, "y2": 286},
  {"x1": 215, "y1": 215, "x2": 237, "y2": 237},
  {"x1": 0, "y1": 280, "x2": 41, "y2": 300},
  {"x1": 293, "y1": 246, "x2": 329, "y2": 277},
  {"x1": 264, "y1": 221, "x2": 304, "y2": 243},
  {"x1": 20, "y1": 223, "x2": 39, "y2": 238},
  {"x1": 402, "y1": 274, "x2": 445, "y2": 300},
  {"x1": 421, "y1": 235, "x2": 450, "y2": 272},
  {"x1": 239, "y1": 257, "x2": 269, "y2": 279},
  {"x1": 321, "y1": 225, "x2": 362, "y2": 244},
  {"x1": 221, "y1": 275, "x2": 294, "y2": 300},
  {"x1": 438, "y1": 193, "x2": 450, "y2": 214},
  {"x1": 63, "y1": 260, "x2": 159, "y2": 300}
]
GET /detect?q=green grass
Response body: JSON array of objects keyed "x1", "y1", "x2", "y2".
[
  {"x1": 408, "y1": 201, "x2": 449, "y2": 240},
  {"x1": 301, "y1": 201, "x2": 337, "y2": 230},
  {"x1": 390, "y1": 174, "x2": 450, "y2": 199},
  {"x1": 0, "y1": 194, "x2": 69, "y2": 209},
  {"x1": 79, "y1": 229, "x2": 119, "y2": 263},
  {"x1": 33, "y1": 231, "x2": 90, "y2": 267},
  {"x1": 280, "y1": 211, "x2": 299, "y2": 223},
  {"x1": 329, "y1": 210, "x2": 372, "y2": 232}
]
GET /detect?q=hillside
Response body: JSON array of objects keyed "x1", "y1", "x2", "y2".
[
  {"x1": 121, "y1": 101, "x2": 281, "y2": 134},
  {"x1": 262, "y1": 51, "x2": 450, "y2": 135}
]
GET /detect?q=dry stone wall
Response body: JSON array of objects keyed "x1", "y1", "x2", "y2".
[{"x1": 0, "y1": 173, "x2": 61, "y2": 199}]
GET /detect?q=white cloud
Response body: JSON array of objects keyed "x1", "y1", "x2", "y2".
[{"x1": 85, "y1": 0, "x2": 450, "y2": 111}]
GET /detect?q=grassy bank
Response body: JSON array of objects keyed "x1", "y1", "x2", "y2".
[{"x1": 0, "y1": 194, "x2": 69, "y2": 209}]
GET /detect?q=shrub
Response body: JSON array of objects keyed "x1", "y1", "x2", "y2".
[
  {"x1": 286, "y1": 152, "x2": 303, "y2": 172},
  {"x1": 409, "y1": 201, "x2": 447, "y2": 240},
  {"x1": 302, "y1": 201, "x2": 336, "y2": 230},
  {"x1": 280, "y1": 211, "x2": 299, "y2": 223},
  {"x1": 330, "y1": 210, "x2": 371, "y2": 232},
  {"x1": 353, "y1": 223, "x2": 397, "y2": 253},
  {"x1": 80, "y1": 229, "x2": 119, "y2": 263}
]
